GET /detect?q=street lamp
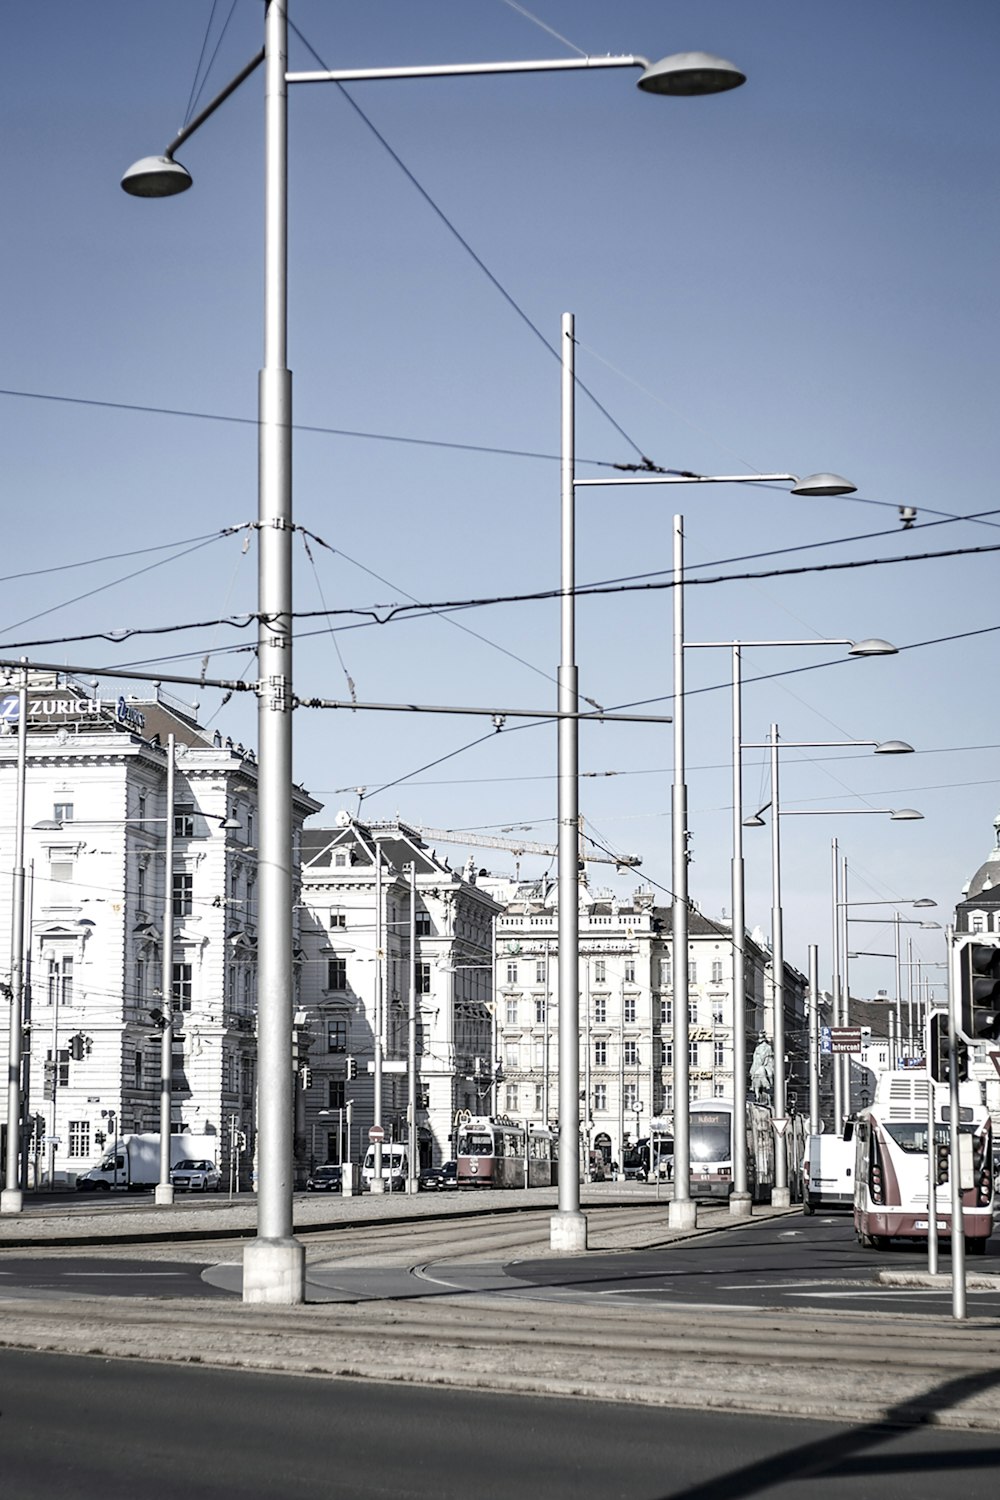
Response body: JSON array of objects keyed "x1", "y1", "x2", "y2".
[
  {"x1": 742, "y1": 726, "x2": 919, "y2": 1198},
  {"x1": 683, "y1": 634, "x2": 900, "y2": 1216},
  {"x1": 124, "y1": 5, "x2": 746, "y2": 1302},
  {"x1": 561, "y1": 330, "x2": 855, "y2": 1235}
]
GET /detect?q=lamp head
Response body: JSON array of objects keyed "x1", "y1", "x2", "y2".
[
  {"x1": 121, "y1": 155, "x2": 193, "y2": 198},
  {"x1": 889, "y1": 808, "x2": 923, "y2": 820},
  {"x1": 848, "y1": 638, "x2": 897, "y2": 656},
  {"x1": 742, "y1": 813, "x2": 767, "y2": 828},
  {"x1": 912, "y1": 898, "x2": 936, "y2": 908},
  {"x1": 790, "y1": 473, "x2": 857, "y2": 496},
  {"x1": 637, "y1": 51, "x2": 746, "y2": 96},
  {"x1": 874, "y1": 740, "x2": 914, "y2": 754}
]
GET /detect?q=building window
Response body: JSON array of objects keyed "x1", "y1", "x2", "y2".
[
  {"x1": 593, "y1": 960, "x2": 606, "y2": 985},
  {"x1": 46, "y1": 953, "x2": 73, "y2": 1006},
  {"x1": 972, "y1": 914, "x2": 985, "y2": 933},
  {"x1": 415, "y1": 910, "x2": 432, "y2": 937},
  {"x1": 664, "y1": 1040, "x2": 673, "y2": 1067},
  {"x1": 505, "y1": 1084, "x2": 519, "y2": 1113},
  {"x1": 133, "y1": 1051, "x2": 143, "y2": 1088},
  {"x1": 594, "y1": 1040, "x2": 608, "y2": 1067},
  {"x1": 664, "y1": 1083, "x2": 674, "y2": 1111},
  {"x1": 327, "y1": 1079, "x2": 346, "y2": 1110},
  {"x1": 593, "y1": 996, "x2": 607, "y2": 1024},
  {"x1": 334, "y1": 850, "x2": 348, "y2": 868},
  {"x1": 327, "y1": 1018, "x2": 347, "y2": 1053},
  {"x1": 533, "y1": 1039, "x2": 544, "y2": 1068},
  {"x1": 134, "y1": 959, "x2": 145, "y2": 1006},
  {"x1": 505, "y1": 997, "x2": 518, "y2": 1026},
  {"x1": 329, "y1": 911, "x2": 347, "y2": 929},
  {"x1": 714, "y1": 1039, "x2": 726, "y2": 1067},
  {"x1": 506, "y1": 961, "x2": 518, "y2": 984},
  {"x1": 662, "y1": 960, "x2": 672, "y2": 989},
  {"x1": 505, "y1": 1041, "x2": 520, "y2": 1069},
  {"x1": 625, "y1": 959, "x2": 635, "y2": 984},
  {"x1": 416, "y1": 962, "x2": 431, "y2": 996},
  {"x1": 172, "y1": 962, "x2": 193, "y2": 1012},
  {"x1": 535, "y1": 960, "x2": 546, "y2": 985},
  {"x1": 689, "y1": 962, "x2": 698, "y2": 985},
  {"x1": 53, "y1": 802, "x2": 74, "y2": 823},
  {"x1": 712, "y1": 960, "x2": 723, "y2": 984},
  {"x1": 173, "y1": 804, "x2": 195, "y2": 839},
  {"x1": 688, "y1": 999, "x2": 698, "y2": 1025},
  {"x1": 714, "y1": 1079, "x2": 726, "y2": 1098},
  {"x1": 712, "y1": 999, "x2": 725, "y2": 1025},
  {"x1": 534, "y1": 1084, "x2": 544, "y2": 1113},
  {"x1": 660, "y1": 996, "x2": 672, "y2": 1025},
  {"x1": 68, "y1": 1120, "x2": 90, "y2": 1158},
  {"x1": 172, "y1": 872, "x2": 193, "y2": 918},
  {"x1": 624, "y1": 994, "x2": 637, "y2": 1024},
  {"x1": 624, "y1": 1040, "x2": 638, "y2": 1067},
  {"x1": 689, "y1": 1040, "x2": 699, "y2": 1067},
  {"x1": 48, "y1": 848, "x2": 74, "y2": 884},
  {"x1": 138, "y1": 791, "x2": 147, "y2": 830},
  {"x1": 534, "y1": 997, "x2": 545, "y2": 1024},
  {"x1": 594, "y1": 1083, "x2": 607, "y2": 1112},
  {"x1": 624, "y1": 1082, "x2": 637, "y2": 1111},
  {"x1": 327, "y1": 957, "x2": 347, "y2": 991}
]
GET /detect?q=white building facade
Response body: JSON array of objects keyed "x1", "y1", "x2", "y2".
[
  {"x1": 297, "y1": 817, "x2": 500, "y2": 1173},
  {"x1": 0, "y1": 673, "x2": 319, "y2": 1188}
]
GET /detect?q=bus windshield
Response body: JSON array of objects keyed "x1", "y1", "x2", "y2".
[
  {"x1": 883, "y1": 1122, "x2": 977, "y2": 1154},
  {"x1": 690, "y1": 1115, "x2": 731, "y2": 1164}
]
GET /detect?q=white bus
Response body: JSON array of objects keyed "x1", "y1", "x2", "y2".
[{"x1": 853, "y1": 1071, "x2": 994, "y2": 1253}]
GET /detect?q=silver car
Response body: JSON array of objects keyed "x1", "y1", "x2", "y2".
[{"x1": 170, "y1": 1158, "x2": 221, "y2": 1192}]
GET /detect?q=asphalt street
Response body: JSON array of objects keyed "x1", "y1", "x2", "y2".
[{"x1": 4, "y1": 1346, "x2": 1000, "y2": 1500}]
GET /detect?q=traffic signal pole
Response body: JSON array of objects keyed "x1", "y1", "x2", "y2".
[{"x1": 947, "y1": 927, "x2": 966, "y2": 1320}]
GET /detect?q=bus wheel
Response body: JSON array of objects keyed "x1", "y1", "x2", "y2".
[
  {"x1": 966, "y1": 1236, "x2": 988, "y2": 1256},
  {"x1": 871, "y1": 1235, "x2": 889, "y2": 1251}
]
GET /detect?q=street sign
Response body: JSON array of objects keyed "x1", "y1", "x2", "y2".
[
  {"x1": 771, "y1": 1118, "x2": 789, "y2": 1136},
  {"x1": 366, "y1": 1061, "x2": 407, "y2": 1073},
  {"x1": 41, "y1": 1136, "x2": 62, "y2": 1147},
  {"x1": 368, "y1": 1125, "x2": 385, "y2": 1144},
  {"x1": 820, "y1": 1025, "x2": 832, "y2": 1054},
  {"x1": 829, "y1": 1026, "x2": 863, "y2": 1055}
]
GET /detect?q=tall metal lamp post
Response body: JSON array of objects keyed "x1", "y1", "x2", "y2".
[
  {"x1": 683, "y1": 635, "x2": 901, "y2": 1215},
  {"x1": 744, "y1": 739, "x2": 920, "y2": 1195},
  {"x1": 124, "y1": 3, "x2": 746, "y2": 1302}
]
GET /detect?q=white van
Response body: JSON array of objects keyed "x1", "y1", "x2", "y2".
[
  {"x1": 361, "y1": 1143, "x2": 408, "y2": 1192},
  {"x1": 802, "y1": 1124, "x2": 854, "y2": 1213}
]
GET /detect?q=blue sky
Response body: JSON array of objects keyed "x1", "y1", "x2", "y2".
[{"x1": 3, "y1": 1, "x2": 999, "y2": 1005}]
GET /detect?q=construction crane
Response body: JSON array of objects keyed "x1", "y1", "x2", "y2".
[{"x1": 413, "y1": 819, "x2": 640, "y2": 872}]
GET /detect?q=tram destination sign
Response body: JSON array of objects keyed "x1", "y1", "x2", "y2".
[{"x1": 829, "y1": 1026, "x2": 863, "y2": 1054}]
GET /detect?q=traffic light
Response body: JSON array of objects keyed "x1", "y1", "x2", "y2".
[
  {"x1": 955, "y1": 933, "x2": 1000, "y2": 1044},
  {"x1": 346, "y1": 1056, "x2": 357, "y2": 1080},
  {"x1": 934, "y1": 1139, "x2": 950, "y2": 1186},
  {"x1": 928, "y1": 1011, "x2": 968, "y2": 1083},
  {"x1": 69, "y1": 1034, "x2": 87, "y2": 1062},
  {"x1": 299, "y1": 1065, "x2": 312, "y2": 1089}
]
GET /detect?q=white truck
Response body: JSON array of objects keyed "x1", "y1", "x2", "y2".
[
  {"x1": 801, "y1": 1124, "x2": 855, "y2": 1213},
  {"x1": 75, "y1": 1132, "x2": 218, "y2": 1192}
]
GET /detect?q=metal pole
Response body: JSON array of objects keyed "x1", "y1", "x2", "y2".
[
  {"x1": 946, "y1": 927, "x2": 966, "y2": 1319},
  {"x1": 730, "y1": 645, "x2": 751, "y2": 1216},
  {"x1": 371, "y1": 847, "x2": 385, "y2": 1192},
  {"x1": 769, "y1": 725, "x2": 789, "y2": 1205},
  {"x1": 907, "y1": 937, "x2": 915, "y2": 1056},
  {"x1": 48, "y1": 955, "x2": 58, "y2": 1189},
  {"x1": 242, "y1": 0, "x2": 304, "y2": 1303},
  {"x1": 831, "y1": 840, "x2": 843, "y2": 1130},
  {"x1": 840, "y1": 855, "x2": 850, "y2": 1117},
  {"x1": 551, "y1": 312, "x2": 586, "y2": 1251},
  {"x1": 1, "y1": 669, "x2": 28, "y2": 1213},
  {"x1": 155, "y1": 733, "x2": 175, "y2": 1205},
  {"x1": 670, "y1": 516, "x2": 695, "y2": 1228},
  {"x1": 926, "y1": 1059, "x2": 939, "y2": 1278},
  {"x1": 808, "y1": 944, "x2": 820, "y2": 1136},
  {"x1": 407, "y1": 861, "x2": 417, "y2": 1192},
  {"x1": 894, "y1": 912, "x2": 903, "y2": 1061}
]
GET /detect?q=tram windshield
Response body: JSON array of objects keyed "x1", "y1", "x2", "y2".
[
  {"x1": 690, "y1": 1114, "x2": 731, "y2": 1164},
  {"x1": 459, "y1": 1132, "x2": 494, "y2": 1157}
]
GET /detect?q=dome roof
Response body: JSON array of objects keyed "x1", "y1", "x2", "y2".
[{"x1": 963, "y1": 813, "x2": 1000, "y2": 901}]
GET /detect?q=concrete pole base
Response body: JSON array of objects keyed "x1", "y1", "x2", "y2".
[
  {"x1": 550, "y1": 1210, "x2": 588, "y2": 1252},
  {"x1": 406, "y1": 1177, "x2": 419, "y2": 1195},
  {"x1": 154, "y1": 1184, "x2": 175, "y2": 1206},
  {"x1": 771, "y1": 1186, "x2": 792, "y2": 1209},
  {"x1": 368, "y1": 1178, "x2": 385, "y2": 1194},
  {"x1": 243, "y1": 1237, "x2": 306, "y2": 1304},
  {"x1": 729, "y1": 1192, "x2": 753, "y2": 1219},
  {"x1": 0, "y1": 1188, "x2": 23, "y2": 1215},
  {"x1": 668, "y1": 1198, "x2": 698, "y2": 1230}
]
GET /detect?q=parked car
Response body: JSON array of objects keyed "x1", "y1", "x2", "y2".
[
  {"x1": 169, "y1": 1158, "x2": 221, "y2": 1193},
  {"x1": 439, "y1": 1159, "x2": 458, "y2": 1189},
  {"x1": 418, "y1": 1164, "x2": 444, "y2": 1191},
  {"x1": 306, "y1": 1164, "x2": 343, "y2": 1193}
]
